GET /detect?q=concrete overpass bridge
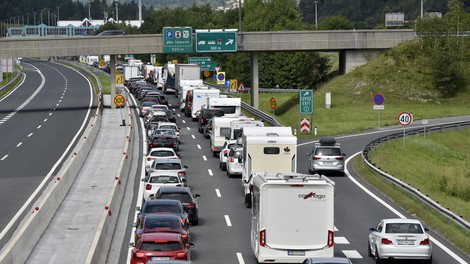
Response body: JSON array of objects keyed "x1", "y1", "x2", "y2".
[{"x1": 0, "y1": 29, "x2": 416, "y2": 107}]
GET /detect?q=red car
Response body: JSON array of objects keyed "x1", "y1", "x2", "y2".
[
  {"x1": 134, "y1": 214, "x2": 190, "y2": 244},
  {"x1": 130, "y1": 233, "x2": 194, "y2": 264}
]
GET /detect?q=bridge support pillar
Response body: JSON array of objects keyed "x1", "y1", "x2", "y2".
[
  {"x1": 339, "y1": 49, "x2": 382, "y2": 74},
  {"x1": 250, "y1": 52, "x2": 259, "y2": 109},
  {"x1": 110, "y1": 55, "x2": 116, "y2": 109}
]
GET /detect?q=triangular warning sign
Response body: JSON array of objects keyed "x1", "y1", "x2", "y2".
[{"x1": 238, "y1": 83, "x2": 246, "y2": 91}]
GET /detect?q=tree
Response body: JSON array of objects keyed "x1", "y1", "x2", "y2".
[{"x1": 318, "y1": 15, "x2": 354, "y2": 30}]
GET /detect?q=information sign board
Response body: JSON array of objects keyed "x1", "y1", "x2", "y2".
[{"x1": 163, "y1": 27, "x2": 193, "y2": 53}]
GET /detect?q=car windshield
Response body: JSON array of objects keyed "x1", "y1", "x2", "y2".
[
  {"x1": 150, "y1": 176, "x2": 179, "y2": 183},
  {"x1": 160, "y1": 125, "x2": 177, "y2": 130},
  {"x1": 152, "y1": 138, "x2": 174, "y2": 144},
  {"x1": 139, "y1": 241, "x2": 182, "y2": 251},
  {"x1": 150, "y1": 150, "x2": 175, "y2": 157},
  {"x1": 145, "y1": 219, "x2": 180, "y2": 229},
  {"x1": 159, "y1": 193, "x2": 192, "y2": 203},
  {"x1": 155, "y1": 163, "x2": 182, "y2": 170},
  {"x1": 145, "y1": 204, "x2": 180, "y2": 213},
  {"x1": 385, "y1": 223, "x2": 423, "y2": 234},
  {"x1": 315, "y1": 148, "x2": 341, "y2": 156}
]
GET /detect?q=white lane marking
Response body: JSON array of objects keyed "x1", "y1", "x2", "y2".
[
  {"x1": 177, "y1": 114, "x2": 181, "y2": 117},
  {"x1": 43, "y1": 119, "x2": 47, "y2": 122},
  {"x1": 335, "y1": 237, "x2": 350, "y2": 244},
  {"x1": 215, "y1": 189, "x2": 221, "y2": 197},
  {"x1": 197, "y1": 144, "x2": 201, "y2": 149},
  {"x1": 37, "y1": 125, "x2": 41, "y2": 129},
  {"x1": 224, "y1": 215, "x2": 232, "y2": 227},
  {"x1": 236, "y1": 252, "x2": 245, "y2": 264},
  {"x1": 342, "y1": 250, "x2": 362, "y2": 259},
  {"x1": 1, "y1": 155, "x2": 8, "y2": 161},
  {"x1": 202, "y1": 156, "x2": 207, "y2": 161},
  {"x1": 208, "y1": 169, "x2": 213, "y2": 176},
  {"x1": 182, "y1": 120, "x2": 186, "y2": 124},
  {"x1": 49, "y1": 113, "x2": 52, "y2": 116},
  {"x1": 191, "y1": 135, "x2": 195, "y2": 139},
  {"x1": 27, "y1": 133, "x2": 33, "y2": 137},
  {"x1": 16, "y1": 142, "x2": 22, "y2": 147},
  {"x1": 334, "y1": 226, "x2": 339, "y2": 232},
  {"x1": 56, "y1": 103, "x2": 59, "y2": 107},
  {"x1": 187, "y1": 127, "x2": 191, "y2": 131},
  {"x1": 346, "y1": 153, "x2": 469, "y2": 264},
  {"x1": 59, "y1": 100, "x2": 62, "y2": 103}
]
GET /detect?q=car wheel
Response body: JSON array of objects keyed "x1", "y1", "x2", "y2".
[
  {"x1": 374, "y1": 246, "x2": 382, "y2": 264},
  {"x1": 423, "y1": 256, "x2": 432, "y2": 264},
  {"x1": 222, "y1": 163, "x2": 226, "y2": 171},
  {"x1": 367, "y1": 242, "x2": 373, "y2": 257},
  {"x1": 245, "y1": 194, "x2": 252, "y2": 208},
  {"x1": 192, "y1": 215, "x2": 199, "y2": 226}
]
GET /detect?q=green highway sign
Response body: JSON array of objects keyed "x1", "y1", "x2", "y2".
[
  {"x1": 188, "y1": 57, "x2": 218, "y2": 71},
  {"x1": 299, "y1": 90, "x2": 313, "y2": 114},
  {"x1": 195, "y1": 30, "x2": 237, "y2": 52},
  {"x1": 163, "y1": 27, "x2": 193, "y2": 53}
]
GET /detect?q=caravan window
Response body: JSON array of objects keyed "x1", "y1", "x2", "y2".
[
  {"x1": 220, "y1": 127, "x2": 231, "y2": 138},
  {"x1": 218, "y1": 106, "x2": 236, "y2": 114},
  {"x1": 233, "y1": 129, "x2": 243, "y2": 139},
  {"x1": 264, "y1": 147, "x2": 280, "y2": 154}
]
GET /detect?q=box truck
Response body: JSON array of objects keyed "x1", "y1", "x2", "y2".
[
  {"x1": 162, "y1": 62, "x2": 176, "y2": 94},
  {"x1": 124, "y1": 65, "x2": 141, "y2": 82},
  {"x1": 251, "y1": 172, "x2": 335, "y2": 263},
  {"x1": 185, "y1": 88, "x2": 220, "y2": 120},
  {"x1": 240, "y1": 126, "x2": 297, "y2": 208},
  {"x1": 175, "y1": 64, "x2": 201, "y2": 97},
  {"x1": 207, "y1": 97, "x2": 242, "y2": 117}
]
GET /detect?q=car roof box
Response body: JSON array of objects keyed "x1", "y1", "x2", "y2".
[{"x1": 319, "y1": 136, "x2": 336, "y2": 146}]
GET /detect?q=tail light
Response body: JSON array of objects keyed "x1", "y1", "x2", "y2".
[
  {"x1": 178, "y1": 171, "x2": 186, "y2": 176},
  {"x1": 181, "y1": 234, "x2": 188, "y2": 240},
  {"x1": 381, "y1": 238, "x2": 393, "y2": 245},
  {"x1": 185, "y1": 203, "x2": 196, "y2": 208},
  {"x1": 327, "y1": 230, "x2": 334, "y2": 247},
  {"x1": 214, "y1": 147, "x2": 219, "y2": 151},
  {"x1": 181, "y1": 218, "x2": 187, "y2": 223},
  {"x1": 420, "y1": 239, "x2": 430, "y2": 245},
  {"x1": 135, "y1": 252, "x2": 145, "y2": 258},
  {"x1": 224, "y1": 150, "x2": 229, "y2": 155},
  {"x1": 145, "y1": 184, "x2": 152, "y2": 190},
  {"x1": 200, "y1": 118, "x2": 204, "y2": 123},
  {"x1": 230, "y1": 157, "x2": 234, "y2": 162},
  {"x1": 260, "y1": 229, "x2": 266, "y2": 247},
  {"x1": 147, "y1": 157, "x2": 155, "y2": 161},
  {"x1": 176, "y1": 252, "x2": 187, "y2": 260},
  {"x1": 335, "y1": 156, "x2": 344, "y2": 161},
  {"x1": 313, "y1": 156, "x2": 321, "y2": 160}
]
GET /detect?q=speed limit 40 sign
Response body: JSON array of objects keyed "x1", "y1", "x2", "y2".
[{"x1": 398, "y1": 112, "x2": 412, "y2": 126}]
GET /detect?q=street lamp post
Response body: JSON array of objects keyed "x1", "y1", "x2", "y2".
[
  {"x1": 57, "y1": 6, "x2": 61, "y2": 25},
  {"x1": 238, "y1": 0, "x2": 242, "y2": 32},
  {"x1": 420, "y1": 0, "x2": 423, "y2": 18},
  {"x1": 315, "y1": 1, "x2": 318, "y2": 29},
  {"x1": 114, "y1": 2, "x2": 119, "y2": 23}
]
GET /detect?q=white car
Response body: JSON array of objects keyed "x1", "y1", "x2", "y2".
[
  {"x1": 145, "y1": 147, "x2": 179, "y2": 175},
  {"x1": 218, "y1": 140, "x2": 239, "y2": 171},
  {"x1": 148, "y1": 158, "x2": 188, "y2": 182},
  {"x1": 151, "y1": 104, "x2": 169, "y2": 111},
  {"x1": 368, "y1": 218, "x2": 432, "y2": 264},
  {"x1": 226, "y1": 146, "x2": 243, "y2": 178},
  {"x1": 141, "y1": 171, "x2": 186, "y2": 201}
]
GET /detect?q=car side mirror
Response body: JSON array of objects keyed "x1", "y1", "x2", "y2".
[
  {"x1": 184, "y1": 165, "x2": 188, "y2": 168},
  {"x1": 238, "y1": 157, "x2": 243, "y2": 163},
  {"x1": 141, "y1": 178, "x2": 145, "y2": 182},
  {"x1": 369, "y1": 227, "x2": 375, "y2": 231},
  {"x1": 128, "y1": 242, "x2": 135, "y2": 248},
  {"x1": 194, "y1": 194, "x2": 201, "y2": 198},
  {"x1": 135, "y1": 206, "x2": 141, "y2": 212}
]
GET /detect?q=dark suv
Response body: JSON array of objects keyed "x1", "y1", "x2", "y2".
[
  {"x1": 197, "y1": 108, "x2": 224, "y2": 133},
  {"x1": 152, "y1": 186, "x2": 201, "y2": 225},
  {"x1": 307, "y1": 136, "x2": 346, "y2": 176}
]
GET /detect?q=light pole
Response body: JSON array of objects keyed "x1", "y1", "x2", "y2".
[
  {"x1": 33, "y1": 12, "x2": 36, "y2": 25},
  {"x1": 315, "y1": 1, "x2": 318, "y2": 29},
  {"x1": 114, "y1": 1, "x2": 119, "y2": 23},
  {"x1": 238, "y1": 0, "x2": 242, "y2": 32},
  {"x1": 57, "y1": 5, "x2": 61, "y2": 25},
  {"x1": 40, "y1": 9, "x2": 44, "y2": 24},
  {"x1": 48, "y1": 8, "x2": 51, "y2": 26},
  {"x1": 420, "y1": 0, "x2": 423, "y2": 18}
]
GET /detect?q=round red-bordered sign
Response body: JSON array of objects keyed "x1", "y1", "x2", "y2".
[
  {"x1": 398, "y1": 112, "x2": 412, "y2": 126},
  {"x1": 114, "y1": 94, "x2": 126, "y2": 107}
]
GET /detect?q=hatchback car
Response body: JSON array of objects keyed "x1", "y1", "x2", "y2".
[
  {"x1": 142, "y1": 171, "x2": 186, "y2": 201},
  {"x1": 148, "y1": 158, "x2": 188, "y2": 182},
  {"x1": 133, "y1": 214, "x2": 190, "y2": 244},
  {"x1": 226, "y1": 146, "x2": 243, "y2": 178},
  {"x1": 152, "y1": 186, "x2": 201, "y2": 226},
  {"x1": 302, "y1": 257, "x2": 352, "y2": 264},
  {"x1": 136, "y1": 199, "x2": 188, "y2": 227},
  {"x1": 158, "y1": 122, "x2": 180, "y2": 142},
  {"x1": 130, "y1": 233, "x2": 193, "y2": 264},
  {"x1": 307, "y1": 136, "x2": 345, "y2": 176},
  {"x1": 368, "y1": 218, "x2": 432, "y2": 264},
  {"x1": 148, "y1": 132, "x2": 180, "y2": 153},
  {"x1": 219, "y1": 140, "x2": 241, "y2": 171},
  {"x1": 197, "y1": 108, "x2": 225, "y2": 133}
]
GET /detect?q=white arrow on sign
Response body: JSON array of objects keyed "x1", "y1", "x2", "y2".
[{"x1": 225, "y1": 39, "x2": 234, "y2": 45}]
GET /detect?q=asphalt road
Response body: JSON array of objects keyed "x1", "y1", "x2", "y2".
[
  {"x1": 120, "y1": 88, "x2": 470, "y2": 264},
  {"x1": 0, "y1": 59, "x2": 93, "y2": 248}
]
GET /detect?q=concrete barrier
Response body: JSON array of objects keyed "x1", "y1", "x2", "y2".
[
  {"x1": 86, "y1": 94, "x2": 135, "y2": 264},
  {"x1": 0, "y1": 97, "x2": 102, "y2": 264}
]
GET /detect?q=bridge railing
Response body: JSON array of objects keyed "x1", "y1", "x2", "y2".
[{"x1": 362, "y1": 121, "x2": 470, "y2": 233}]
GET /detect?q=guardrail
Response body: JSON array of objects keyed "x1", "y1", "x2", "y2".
[
  {"x1": 203, "y1": 82, "x2": 283, "y2": 126},
  {"x1": 362, "y1": 120, "x2": 470, "y2": 232}
]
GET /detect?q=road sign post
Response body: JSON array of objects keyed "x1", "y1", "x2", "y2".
[
  {"x1": 163, "y1": 27, "x2": 193, "y2": 53},
  {"x1": 195, "y1": 29, "x2": 238, "y2": 52},
  {"x1": 299, "y1": 90, "x2": 314, "y2": 134},
  {"x1": 270, "y1": 97, "x2": 277, "y2": 116},
  {"x1": 398, "y1": 112, "x2": 412, "y2": 147},
  {"x1": 373, "y1": 93, "x2": 385, "y2": 128},
  {"x1": 114, "y1": 94, "x2": 127, "y2": 126}
]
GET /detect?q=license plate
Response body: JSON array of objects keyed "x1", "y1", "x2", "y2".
[
  {"x1": 151, "y1": 257, "x2": 170, "y2": 260},
  {"x1": 288, "y1": 250, "x2": 305, "y2": 256},
  {"x1": 323, "y1": 161, "x2": 333, "y2": 165},
  {"x1": 397, "y1": 240, "x2": 415, "y2": 245}
]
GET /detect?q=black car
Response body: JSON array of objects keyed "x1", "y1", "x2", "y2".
[
  {"x1": 197, "y1": 108, "x2": 225, "y2": 133},
  {"x1": 135, "y1": 199, "x2": 188, "y2": 227},
  {"x1": 153, "y1": 187, "x2": 201, "y2": 225},
  {"x1": 148, "y1": 134, "x2": 179, "y2": 152},
  {"x1": 203, "y1": 118, "x2": 213, "y2": 139},
  {"x1": 164, "y1": 109, "x2": 177, "y2": 123}
]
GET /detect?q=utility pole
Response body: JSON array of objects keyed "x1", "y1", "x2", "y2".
[
  {"x1": 315, "y1": 1, "x2": 318, "y2": 29},
  {"x1": 421, "y1": 0, "x2": 423, "y2": 18}
]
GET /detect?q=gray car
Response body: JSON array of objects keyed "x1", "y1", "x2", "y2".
[
  {"x1": 307, "y1": 136, "x2": 345, "y2": 176},
  {"x1": 302, "y1": 257, "x2": 352, "y2": 264}
]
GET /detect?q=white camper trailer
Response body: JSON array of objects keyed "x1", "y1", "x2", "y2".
[
  {"x1": 210, "y1": 116, "x2": 253, "y2": 156},
  {"x1": 240, "y1": 126, "x2": 297, "y2": 208},
  {"x1": 207, "y1": 97, "x2": 242, "y2": 117},
  {"x1": 251, "y1": 172, "x2": 335, "y2": 263}
]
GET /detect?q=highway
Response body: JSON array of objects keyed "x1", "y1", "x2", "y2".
[
  {"x1": 0, "y1": 59, "x2": 94, "y2": 249},
  {"x1": 119, "y1": 88, "x2": 470, "y2": 264}
]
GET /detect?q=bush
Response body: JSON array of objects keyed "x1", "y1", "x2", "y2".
[{"x1": 274, "y1": 92, "x2": 299, "y2": 115}]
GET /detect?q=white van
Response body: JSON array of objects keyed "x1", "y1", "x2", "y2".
[
  {"x1": 207, "y1": 97, "x2": 242, "y2": 117},
  {"x1": 210, "y1": 116, "x2": 253, "y2": 156},
  {"x1": 251, "y1": 172, "x2": 335, "y2": 263},
  {"x1": 240, "y1": 127, "x2": 297, "y2": 208}
]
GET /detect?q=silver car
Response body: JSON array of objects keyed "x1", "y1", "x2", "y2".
[
  {"x1": 368, "y1": 218, "x2": 432, "y2": 264},
  {"x1": 302, "y1": 257, "x2": 352, "y2": 264},
  {"x1": 307, "y1": 137, "x2": 345, "y2": 176},
  {"x1": 226, "y1": 146, "x2": 243, "y2": 178}
]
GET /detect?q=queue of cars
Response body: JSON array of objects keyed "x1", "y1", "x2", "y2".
[{"x1": 126, "y1": 76, "x2": 198, "y2": 264}]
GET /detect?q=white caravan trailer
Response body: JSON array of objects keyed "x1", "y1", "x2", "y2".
[
  {"x1": 189, "y1": 88, "x2": 220, "y2": 120},
  {"x1": 251, "y1": 172, "x2": 335, "y2": 263},
  {"x1": 230, "y1": 119, "x2": 264, "y2": 140},
  {"x1": 178, "y1": 81, "x2": 206, "y2": 111},
  {"x1": 207, "y1": 97, "x2": 242, "y2": 117},
  {"x1": 210, "y1": 116, "x2": 253, "y2": 156},
  {"x1": 240, "y1": 126, "x2": 297, "y2": 208}
]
